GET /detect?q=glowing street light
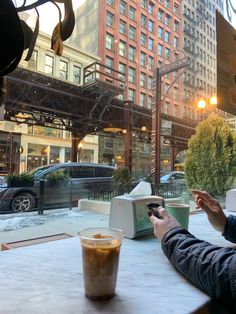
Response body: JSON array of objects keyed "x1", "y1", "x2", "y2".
[
  {"x1": 197, "y1": 99, "x2": 206, "y2": 109},
  {"x1": 197, "y1": 96, "x2": 218, "y2": 119},
  {"x1": 209, "y1": 95, "x2": 218, "y2": 106}
]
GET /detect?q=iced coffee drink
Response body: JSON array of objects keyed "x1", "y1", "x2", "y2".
[{"x1": 79, "y1": 227, "x2": 125, "y2": 300}]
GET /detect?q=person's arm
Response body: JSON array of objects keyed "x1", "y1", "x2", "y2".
[
  {"x1": 162, "y1": 227, "x2": 236, "y2": 312},
  {"x1": 148, "y1": 207, "x2": 236, "y2": 312},
  {"x1": 192, "y1": 190, "x2": 236, "y2": 244},
  {"x1": 222, "y1": 215, "x2": 236, "y2": 243}
]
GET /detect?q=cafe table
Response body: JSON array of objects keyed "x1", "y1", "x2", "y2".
[{"x1": 0, "y1": 211, "x2": 232, "y2": 314}]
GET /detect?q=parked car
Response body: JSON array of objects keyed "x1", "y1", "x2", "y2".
[
  {"x1": 0, "y1": 163, "x2": 115, "y2": 213},
  {"x1": 160, "y1": 171, "x2": 186, "y2": 184}
]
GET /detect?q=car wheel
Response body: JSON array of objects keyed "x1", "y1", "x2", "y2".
[{"x1": 10, "y1": 193, "x2": 35, "y2": 212}]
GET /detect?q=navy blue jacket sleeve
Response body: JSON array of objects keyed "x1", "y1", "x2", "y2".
[
  {"x1": 161, "y1": 227, "x2": 236, "y2": 312},
  {"x1": 222, "y1": 215, "x2": 236, "y2": 243}
]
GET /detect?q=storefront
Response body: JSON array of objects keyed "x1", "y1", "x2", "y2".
[{"x1": 0, "y1": 130, "x2": 21, "y2": 175}]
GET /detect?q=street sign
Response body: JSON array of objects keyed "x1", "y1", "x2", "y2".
[{"x1": 159, "y1": 57, "x2": 190, "y2": 75}]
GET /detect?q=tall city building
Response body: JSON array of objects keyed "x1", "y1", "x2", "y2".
[
  {"x1": 69, "y1": 0, "x2": 188, "y2": 176},
  {"x1": 182, "y1": 0, "x2": 224, "y2": 120},
  {"x1": 69, "y1": 0, "x2": 183, "y2": 117}
]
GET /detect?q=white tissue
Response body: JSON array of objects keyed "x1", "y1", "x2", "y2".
[{"x1": 129, "y1": 181, "x2": 152, "y2": 196}]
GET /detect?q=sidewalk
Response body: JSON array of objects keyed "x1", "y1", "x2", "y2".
[{"x1": 0, "y1": 208, "x2": 109, "y2": 244}]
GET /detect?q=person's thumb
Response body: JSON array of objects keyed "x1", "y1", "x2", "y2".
[{"x1": 148, "y1": 213, "x2": 159, "y2": 224}]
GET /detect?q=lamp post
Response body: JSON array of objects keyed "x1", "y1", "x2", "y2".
[{"x1": 197, "y1": 96, "x2": 217, "y2": 119}]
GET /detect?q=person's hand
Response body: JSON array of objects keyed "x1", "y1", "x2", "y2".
[
  {"x1": 148, "y1": 206, "x2": 181, "y2": 241},
  {"x1": 191, "y1": 189, "x2": 227, "y2": 233}
]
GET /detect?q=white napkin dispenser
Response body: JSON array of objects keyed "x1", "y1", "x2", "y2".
[{"x1": 109, "y1": 194, "x2": 165, "y2": 239}]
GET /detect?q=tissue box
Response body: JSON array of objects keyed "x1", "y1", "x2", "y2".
[{"x1": 109, "y1": 194, "x2": 165, "y2": 239}]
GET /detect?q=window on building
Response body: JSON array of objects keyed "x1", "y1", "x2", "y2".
[
  {"x1": 164, "y1": 101, "x2": 170, "y2": 114},
  {"x1": 165, "y1": 47, "x2": 170, "y2": 59},
  {"x1": 59, "y1": 60, "x2": 68, "y2": 80},
  {"x1": 140, "y1": 32, "x2": 147, "y2": 46},
  {"x1": 173, "y1": 87, "x2": 178, "y2": 100},
  {"x1": 105, "y1": 56, "x2": 113, "y2": 73},
  {"x1": 165, "y1": 31, "x2": 170, "y2": 43},
  {"x1": 174, "y1": 20, "x2": 179, "y2": 32},
  {"x1": 141, "y1": 0, "x2": 147, "y2": 9},
  {"x1": 174, "y1": 4, "x2": 179, "y2": 14},
  {"x1": 106, "y1": 11, "x2": 114, "y2": 27},
  {"x1": 45, "y1": 55, "x2": 54, "y2": 75},
  {"x1": 165, "y1": 0, "x2": 170, "y2": 8},
  {"x1": 120, "y1": 0, "x2": 126, "y2": 14},
  {"x1": 128, "y1": 88, "x2": 135, "y2": 101},
  {"x1": 140, "y1": 72, "x2": 146, "y2": 87},
  {"x1": 148, "y1": 37, "x2": 154, "y2": 51},
  {"x1": 174, "y1": 36, "x2": 178, "y2": 49},
  {"x1": 119, "y1": 20, "x2": 126, "y2": 34},
  {"x1": 28, "y1": 50, "x2": 38, "y2": 70},
  {"x1": 141, "y1": 14, "x2": 147, "y2": 27},
  {"x1": 158, "y1": 44, "x2": 163, "y2": 56},
  {"x1": 107, "y1": 0, "x2": 114, "y2": 5},
  {"x1": 165, "y1": 83, "x2": 170, "y2": 95},
  {"x1": 148, "y1": 56, "x2": 154, "y2": 70},
  {"x1": 129, "y1": 6, "x2": 136, "y2": 20},
  {"x1": 129, "y1": 46, "x2": 136, "y2": 61},
  {"x1": 158, "y1": 26, "x2": 163, "y2": 39},
  {"x1": 140, "y1": 52, "x2": 146, "y2": 66},
  {"x1": 148, "y1": 20, "x2": 154, "y2": 32},
  {"x1": 148, "y1": 76, "x2": 153, "y2": 89},
  {"x1": 73, "y1": 65, "x2": 81, "y2": 84},
  {"x1": 140, "y1": 93, "x2": 146, "y2": 106},
  {"x1": 128, "y1": 67, "x2": 136, "y2": 83},
  {"x1": 158, "y1": 9, "x2": 164, "y2": 22},
  {"x1": 106, "y1": 33, "x2": 114, "y2": 50},
  {"x1": 129, "y1": 25, "x2": 136, "y2": 40},
  {"x1": 119, "y1": 63, "x2": 126, "y2": 75},
  {"x1": 165, "y1": 14, "x2": 171, "y2": 26},
  {"x1": 148, "y1": 2, "x2": 154, "y2": 14},
  {"x1": 119, "y1": 41, "x2": 126, "y2": 56},
  {"x1": 148, "y1": 96, "x2": 152, "y2": 108}
]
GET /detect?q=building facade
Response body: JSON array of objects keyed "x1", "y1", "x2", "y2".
[
  {"x1": 0, "y1": 31, "x2": 100, "y2": 174},
  {"x1": 70, "y1": 0, "x2": 183, "y2": 116},
  {"x1": 182, "y1": 0, "x2": 224, "y2": 119},
  {"x1": 69, "y1": 0, "x2": 186, "y2": 176}
]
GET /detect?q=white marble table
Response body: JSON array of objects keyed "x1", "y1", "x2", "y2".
[{"x1": 0, "y1": 212, "x2": 232, "y2": 314}]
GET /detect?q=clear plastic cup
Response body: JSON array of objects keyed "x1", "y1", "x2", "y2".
[{"x1": 79, "y1": 227, "x2": 125, "y2": 300}]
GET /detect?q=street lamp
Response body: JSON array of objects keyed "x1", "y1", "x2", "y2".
[{"x1": 197, "y1": 96, "x2": 217, "y2": 119}]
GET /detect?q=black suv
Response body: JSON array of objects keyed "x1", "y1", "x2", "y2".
[{"x1": 0, "y1": 163, "x2": 115, "y2": 213}]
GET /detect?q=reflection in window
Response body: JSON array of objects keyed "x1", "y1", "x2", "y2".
[
  {"x1": 45, "y1": 55, "x2": 54, "y2": 75},
  {"x1": 59, "y1": 60, "x2": 68, "y2": 80},
  {"x1": 73, "y1": 65, "x2": 81, "y2": 84}
]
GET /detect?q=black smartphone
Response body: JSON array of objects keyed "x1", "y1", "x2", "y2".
[{"x1": 146, "y1": 203, "x2": 162, "y2": 219}]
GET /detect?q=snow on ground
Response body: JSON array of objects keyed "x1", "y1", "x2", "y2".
[{"x1": 0, "y1": 209, "x2": 82, "y2": 232}]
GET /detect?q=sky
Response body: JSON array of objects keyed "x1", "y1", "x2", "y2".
[
  {"x1": 17, "y1": 0, "x2": 85, "y2": 34},
  {"x1": 23, "y1": 0, "x2": 236, "y2": 34}
]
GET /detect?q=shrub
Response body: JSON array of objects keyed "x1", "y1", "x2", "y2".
[
  {"x1": 45, "y1": 171, "x2": 70, "y2": 185},
  {"x1": 6, "y1": 172, "x2": 34, "y2": 187},
  {"x1": 185, "y1": 114, "x2": 236, "y2": 196},
  {"x1": 112, "y1": 167, "x2": 133, "y2": 193}
]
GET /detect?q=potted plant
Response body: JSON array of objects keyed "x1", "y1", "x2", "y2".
[
  {"x1": 6, "y1": 172, "x2": 34, "y2": 188},
  {"x1": 112, "y1": 167, "x2": 133, "y2": 194},
  {"x1": 45, "y1": 171, "x2": 70, "y2": 185}
]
